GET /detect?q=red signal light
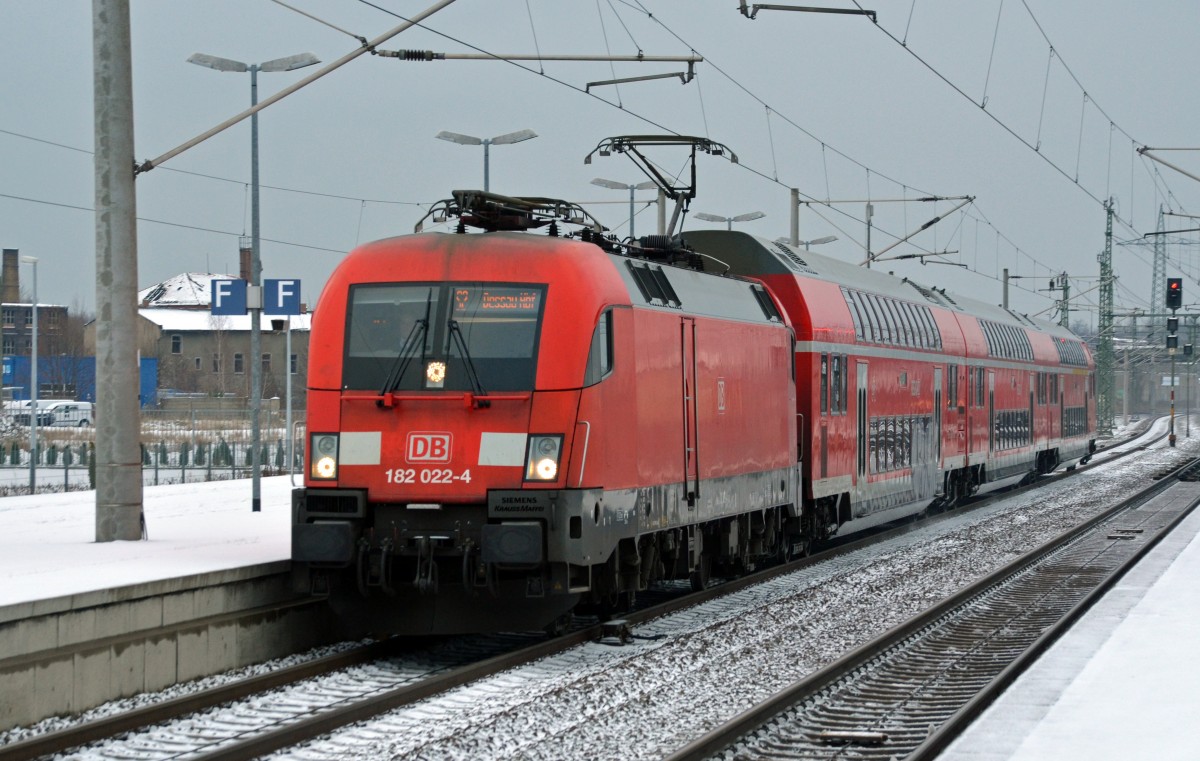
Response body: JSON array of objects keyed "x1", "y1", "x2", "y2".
[{"x1": 1167, "y1": 277, "x2": 1183, "y2": 309}]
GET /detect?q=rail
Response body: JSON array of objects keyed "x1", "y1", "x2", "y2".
[{"x1": 667, "y1": 454, "x2": 1200, "y2": 760}]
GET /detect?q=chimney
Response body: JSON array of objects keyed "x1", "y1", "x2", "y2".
[
  {"x1": 1, "y1": 249, "x2": 19, "y2": 304},
  {"x1": 238, "y1": 236, "x2": 252, "y2": 281}
]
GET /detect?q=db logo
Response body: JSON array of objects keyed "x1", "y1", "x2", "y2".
[{"x1": 406, "y1": 432, "x2": 453, "y2": 463}]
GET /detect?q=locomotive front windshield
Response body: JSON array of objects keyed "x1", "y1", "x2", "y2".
[{"x1": 344, "y1": 282, "x2": 545, "y2": 393}]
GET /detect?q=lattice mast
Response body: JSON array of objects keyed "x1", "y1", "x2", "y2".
[
  {"x1": 1096, "y1": 199, "x2": 1116, "y2": 435},
  {"x1": 1152, "y1": 206, "x2": 1166, "y2": 330}
]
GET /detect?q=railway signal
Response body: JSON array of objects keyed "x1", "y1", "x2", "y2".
[
  {"x1": 1167, "y1": 277, "x2": 1183, "y2": 309},
  {"x1": 1165, "y1": 279, "x2": 1181, "y2": 447}
]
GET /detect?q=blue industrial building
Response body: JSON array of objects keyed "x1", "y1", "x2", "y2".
[{"x1": 2, "y1": 355, "x2": 158, "y2": 407}]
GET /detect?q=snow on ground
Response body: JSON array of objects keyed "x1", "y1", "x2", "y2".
[
  {"x1": 0, "y1": 476, "x2": 294, "y2": 607},
  {"x1": 941, "y1": 502, "x2": 1200, "y2": 761}
]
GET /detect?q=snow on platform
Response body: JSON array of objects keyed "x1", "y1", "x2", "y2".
[
  {"x1": 942, "y1": 500, "x2": 1200, "y2": 761},
  {"x1": 0, "y1": 477, "x2": 293, "y2": 610}
]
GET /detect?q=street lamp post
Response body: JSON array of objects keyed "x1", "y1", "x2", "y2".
[
  {"x1": 694, "y1": 211, "x2": 766, "y2": 230},
  {"x1": 22, "y1": 256, "x2": 36, "y2": 494},
  {"x1": 188, "y1": 51, "x2": 320, "y2": 512},
  {"x1": 435, "y1": 129, "x2": 537, "y2": 192},
  {"x1": 591, "y1": 178, "x2": 656, "y2": 239}
]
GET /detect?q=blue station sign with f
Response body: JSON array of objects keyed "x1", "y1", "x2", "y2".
[
  {"x1": 264, "y1": 279, "x2": 302, "y2": 315},
  {"x1": 211, "y1": 279, "x2": 247, "y2": 315}
]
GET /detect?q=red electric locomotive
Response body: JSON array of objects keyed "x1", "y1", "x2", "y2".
[
  {"x1": 682, "y1": 230, "x2": 1096, "y2": 545},
  {"x1": 293, "y1": 193, "x2": 800, "y2": 635}
]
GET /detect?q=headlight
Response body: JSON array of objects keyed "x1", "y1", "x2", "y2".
[
  {"x1": 525, "y1": 434, "x2": 563, "y2": 482},
  {"x1": 311, "y1": 433, "x2": 339, "y2": 480},
  {"x1": 426, "y1": 360, "x2": 446, "y2": 387}
]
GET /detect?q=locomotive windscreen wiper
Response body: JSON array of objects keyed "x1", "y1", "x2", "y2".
[
  {"x1": 378, "y1": 288, "x2": 432, "y2": 395},
  {"x1": 447, "y1": 319, "x2": 488, "y2": 399}
]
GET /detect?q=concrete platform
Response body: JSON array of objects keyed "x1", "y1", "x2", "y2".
[
  {"x1": 0, "y1": 477, "x2": 333, "y2": 731},
  {"x1": 941, "y1": 491, "x2": 1200, "y2": 760}
]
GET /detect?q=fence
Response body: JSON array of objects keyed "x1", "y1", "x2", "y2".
[{"x1": 0, "y1": 408, "x2": 307, "y2": 495}]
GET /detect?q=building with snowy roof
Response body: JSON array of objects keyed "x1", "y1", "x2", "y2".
[{"x1": 84, "y1": 272, "x2": 311, "y2": 406}]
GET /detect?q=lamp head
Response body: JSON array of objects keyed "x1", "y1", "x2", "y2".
[
  {"x1": 436, "y1": 131, "x2": 483, "y2": 146},
  {"x1": 187, "y1": 53, "x2": 248, "y2": 72},
  {"x1": 258, "y1": 52, "x2": 320, "y2": 72},
  {"x1": 490, "y1": 129, "x2": 538, "y2": 145},
  {"x1": 591, "y1": 178, "x2": 628, "y2": 190}
]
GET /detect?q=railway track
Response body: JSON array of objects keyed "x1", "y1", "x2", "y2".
[
  {"x1": 667, "y1": 454, "x2": 1200, "y2": 761},
  {"x1": 0, "y1": 424, "x2": 1164, "y2": 760}
]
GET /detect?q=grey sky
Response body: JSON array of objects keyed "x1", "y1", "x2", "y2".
[{"x1": 2, "y1": 1, "x2": 1198, "y2": 324}]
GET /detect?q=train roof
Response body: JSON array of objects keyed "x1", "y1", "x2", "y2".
[{"x1": 680, "y1": 229, "x2": 1078, "y2": 341}]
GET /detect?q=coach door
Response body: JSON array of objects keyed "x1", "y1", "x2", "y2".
[
  {"x1": 1030, "y1": 372, "x2": 1038, "y2": 448},
  {"x1": 988, "y1": 371, "x2": 996, "y2": 452},
  {"x1": 682, "y1": 317, "x2": 699, "y2": 507},
  {"x1": 857, "y1": 362, "x2": 869, "y2": 479},
  {"x1": 934, "y1": 367, "x2": 943, "y2": 460}
]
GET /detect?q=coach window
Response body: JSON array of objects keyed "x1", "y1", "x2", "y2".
[
  {"x1": 923, "y1": 308, "x2": 940, "y2": 349},
  {"x1": 893, "y1": 302, "x2": 908, "y2": 346},
  {"x1": 899, "y1": 302, "x2": 917, "y2": 347},
  {"x1": 891, "y1": 302, "x2": 907, "y2": 346},
  {"x1": 874, "y1": 295, "x2": 892, "y2": 344},
  {"x1": 844, "y1": 291, "x2": 863, "y2": 341},
  {"x1": 840, "y1": 355, "x2": 850, "y2": 413},
  {"x1": 583, "y1": 310, "x2": 614, "y2": 387},
  {"x1": 831, "y1": 355, "x2": 841, "y2": 413},
  {"x1": 820, "y1": 354, "x2": 829, "y2": 414},
  {"x1": 899, "y1": 302, "x2": 916, "y2": 346},
  {"x1": 870, "y1": 296, "x2": 886, "y2": 343},
  {"x1": 883, "y1": 299, "x2": 900, "y2": 345},
  {"x1": 840, "y1": 354, "x2": 849, "y2": 413},
  {"x1": 877, "y1": 299, "x2": 895, "y2": 344},
  {"x1": 836, "y1": 354, "x2": 847, "y2": 414},
  {"x1": 883, "y1": 300, "x2": 901, "y2": 346},
  {"x1": 862, "y1": 295, "x2": 881, "y2": 343}
]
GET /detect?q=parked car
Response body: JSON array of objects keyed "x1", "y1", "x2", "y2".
[{"x1": 11, "y1": 400, "x2": 93, "y2": 427}]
